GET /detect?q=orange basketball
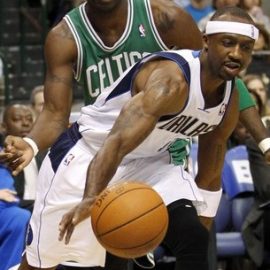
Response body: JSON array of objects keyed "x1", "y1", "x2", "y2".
[{"x1": 91, "y1": 181, "x2": 168, "y2": 259}]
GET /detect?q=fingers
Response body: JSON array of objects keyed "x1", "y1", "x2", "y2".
[
  {"x1": 64, "y1": 223, "x2": 75, "y2": 245},
  {"x1": 59, "y1": 213, "x2": 76, "y2": 245},
  {"x1": 0, "y1": 150, "x2": 23, "y2": 164},
  {"x1": 0, "y1": 144, "x2": 23, "y2": 170},
  {"x1": 10, "y1": 160, "x2": 28, "y2": 176},
  {"x1": 4, "y1": 135, "x2": 16, "y2": 146},
  {"x1": 0, "y1": 153, "x2": 26, "y2": 176},
  {"x1": 58, "y1": 200, "x2": 94, "y2": 245}
]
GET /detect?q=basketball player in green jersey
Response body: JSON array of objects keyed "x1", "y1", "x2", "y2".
[{"x1": 1, "y1": 0, "x2": 270, "y2": 269}]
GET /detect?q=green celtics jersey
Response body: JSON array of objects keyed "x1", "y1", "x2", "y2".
[{"x1": 64, "y1": 0, "x2": 169, "y2": 105}]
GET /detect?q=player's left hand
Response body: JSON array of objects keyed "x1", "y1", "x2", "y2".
[
  {"x1": 0, "y1": 135, "x2": 34, "y2": 175},
  {"x1": 58, "y1": 198, "x2": 95, "y2": 244}
]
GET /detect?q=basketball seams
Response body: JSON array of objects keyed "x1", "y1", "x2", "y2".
[
  {"x1": 97, "y1": 201, "x2": 165, "y2": 237},
  {"x1": 103, "y1": 217, "x2": 167, "y2": 250},
  {"x1": 92, "y1": 186, "x2": 157, "y2": 234}
]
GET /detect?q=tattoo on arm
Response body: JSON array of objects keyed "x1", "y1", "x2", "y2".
[
  {"x1": 55, "y1": 22, "x2": 75, "y2": 40},
  {"x1": 154, "y1": 9, "x2": 174, "y2": 32},
  {"x1": 47, "y1": 74, "x2": 72, "y2": 87},
  {"x1": 113, "y1": 102, "x2": 144, "y2": 131}
]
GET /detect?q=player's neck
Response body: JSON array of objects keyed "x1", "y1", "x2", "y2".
[
  {"x1": 85, "y1": 1, "x2": 127, "y2": 29},
  {"x1": 85, "y1": 1, "x2": 128, "y2": 44},
  {"x1": 200, "y1": 61, "x2": 227, "y2": 108}
]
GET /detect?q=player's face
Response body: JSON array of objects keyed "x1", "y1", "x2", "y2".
[
  {"x1": 247, "y1": 78, "x2": 267, "y2": 104},
  {"x1": 33, "y1": 91, "x2": 44, "y2": 115},
  {"x1": 205, "y1": 32, "x2": 254, "y2": 81}
]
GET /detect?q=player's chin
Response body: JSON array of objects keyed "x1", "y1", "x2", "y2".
[
  {"x1": 222, "y1": 66, "x2": 242, "y2": 80},
  {"x1": 92, "y1": 0, "x2": 119, "y2": 9}
]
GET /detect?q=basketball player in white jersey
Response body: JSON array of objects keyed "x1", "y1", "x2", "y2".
[{"x1": 15, "y1": 6, "x2": 265, "y2": 270}]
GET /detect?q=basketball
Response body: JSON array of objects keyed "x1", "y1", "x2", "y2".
[{"x1": 91, "y1": 181, "x2": 169, "y2": 259}]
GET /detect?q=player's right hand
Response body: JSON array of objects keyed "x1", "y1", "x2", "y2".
[
  {"x1": 0, "y1": 135, "x2": 35, "y2": 175},
  {"x1": 58, "y1": 198, "x2": 95, "y2": 244}
]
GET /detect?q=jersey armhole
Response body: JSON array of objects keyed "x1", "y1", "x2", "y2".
[
  {"x1": 64, "y1": 15, "x2": 83, "y2": 81},
  {"x1": 144, "y1": 0, "x2": 170, "y2": 51}
]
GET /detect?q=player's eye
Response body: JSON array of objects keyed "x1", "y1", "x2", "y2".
[
  {"x1": 222, "y1": 39, "x2": 235, "y2": 47},
  {"x1": 240, "y1": 43, "x2": 253, "y2": 52}
]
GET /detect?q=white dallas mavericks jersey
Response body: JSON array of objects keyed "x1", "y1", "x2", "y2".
[{"x1": 78, "y1": 50, "x2": 233, "y2": 158}]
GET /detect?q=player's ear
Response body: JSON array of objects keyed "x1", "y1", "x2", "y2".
[{"x1": 202, "y1": 34, "x2": 209, "y2": 52}]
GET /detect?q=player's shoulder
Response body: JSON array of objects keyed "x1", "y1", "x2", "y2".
[
  {"x1": 149, "y1": 0, "x2": 201, "y2": 49},
  {"x1": 166, "y1": 49, "x2": 200, "y2": 63},
  {"x1": 47, "y1": 20, "x2": 74, "y2": 42},
  {"x1": 150, "y1": 0, "x2": 190, "y2": 21},
  {"x1": 45, "y1": 20, "x2": 77, "y2": 61}
]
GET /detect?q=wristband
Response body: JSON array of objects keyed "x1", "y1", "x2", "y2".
[
  {"x1": 198, "y1": 188, "x2": 222, "y2": 217},
  {"x1": 23, "y1": 137, "x2": 39, "y2": 157},
  {"x1": 258, "y1": 138, "x2": 270, "y2": 154}
]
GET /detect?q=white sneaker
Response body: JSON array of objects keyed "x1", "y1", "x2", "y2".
[{"x1": 133, "y1": 252, "x2": 155, "y2": 269}]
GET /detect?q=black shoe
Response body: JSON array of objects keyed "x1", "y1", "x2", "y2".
[{"x1": 133, "y1": 252, "x2": 155, "y2": 269}]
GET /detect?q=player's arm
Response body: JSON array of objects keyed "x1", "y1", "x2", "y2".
[
  {"x1": 29, "y1": 21, "x2": 76, "y2": 149},
  {"x1": 151, "y1": 0, "x2": 203, "y2": 50},
  {"x1": 237, "y1": 78, "x2": 270, "y2": 162},
  {"x1": 195, "y1": 89, "x2": 239, "y2": 229},
  {"x1": 240, "y1": 106, "x2": 270, "y2": 162},
  {"x1": 84, "y1": 61, "x2": 188, "y2": 197},
  {"x1": 0, "y1": 21, "x2": 77, "y2": 174},
  {"x1": 59, "y1": 60, "x2": 189, "y2": 243}
]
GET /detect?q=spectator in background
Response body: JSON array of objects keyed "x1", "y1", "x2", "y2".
[
  {"x1": 239, "y1": 0, "x2": 270, "y2": 34},
  {"x1": 249, "y1": 88, "x2": 264, "y2": 116},
  {"x1": 253, "y1": 23, "x2": 270, "y2": 51},
  {"x1": 243, "y1": 73, "x2": 270, "y2": 117},
  {"x1": 0, "y1": 131, "x2": 3, "y2": 146},
  {"x1": 1, "y1": 104, "x2": 45, "y2": 212},
  {"x1": 185, "y1": 0, "x2": 214, "y2": 24},
  {"x1": 242, "y1": 89, "x2": 270, "y2": 270},
  {"x1": 0, "y1": 164, "x2": 31, "y2": 270},
  {"x1": 198, "y1": 0, "x2": 240, "y2": 31},
  {"x1": 245, "y1": 23, "x2": 270, "y2": 79},
  {"x1": 30, "y1": 85, "x2": 44, "y2": 119}
]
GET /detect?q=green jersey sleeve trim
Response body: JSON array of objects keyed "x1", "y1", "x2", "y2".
[
  {"x1": 145, "y1": 0, "x2": 169, "y2": 51},
  {"x1": 64, "y1": 15, "x2": 83, "y2": 81}
]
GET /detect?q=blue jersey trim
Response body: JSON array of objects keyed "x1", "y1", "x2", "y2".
[
  {"x1": 49, "y1": 123, "x2": 82, "y2": 173},
  {"x1": 105, "y1": 51, "x2": 191, "y2": 102},
  {"x1": 153, "y1": 52, "x2": 190, "y2": 84},
  {"x1": 192, "y1": 50, "x2": 201, "y2": 58},
  {"x1": 105, "y1": 61, "x2": 141, "y2": 102}
]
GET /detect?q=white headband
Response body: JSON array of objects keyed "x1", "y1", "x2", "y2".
[{"x1": 205, "y1": 21, "x2": 259, "y2": 40}]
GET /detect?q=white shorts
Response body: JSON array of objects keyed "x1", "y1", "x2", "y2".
[{"x1": 26, "y1": 138, "x2": 206, "y2": 268}]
